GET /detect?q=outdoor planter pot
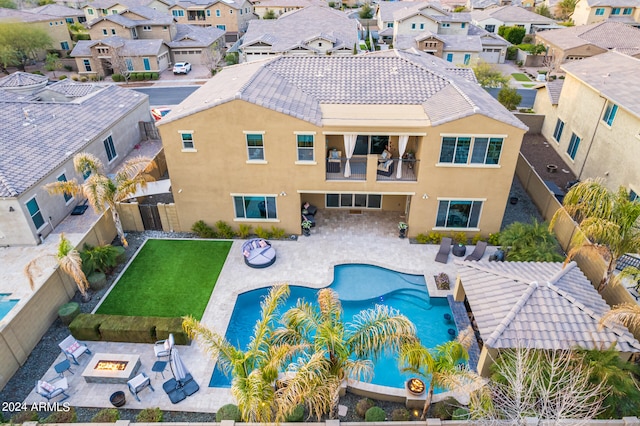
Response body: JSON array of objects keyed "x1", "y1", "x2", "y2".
[
  {"x1": 546, "y1": 164, "x2": 558, "y2": 173},
  {"x1": 110, "y1": 391, "x2": 126, "y2": 407}
]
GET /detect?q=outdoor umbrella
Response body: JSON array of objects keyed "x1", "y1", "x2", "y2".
[
  {"x1": 163, "y1": 348, "x2": 187, "y2": 404},
  {"x1": 170, "y1": 348, "x2": 200, "y2": 396}
]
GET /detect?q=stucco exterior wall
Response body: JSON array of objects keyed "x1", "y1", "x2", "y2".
[
  {"x1": 88, "y1": 20, "x2": 136, "y2": 39},
  {"x1": 170, "y1": 1, "x2": 255, "y2": 35},
  {"x1": 394, "y1": 16, "x2": 439, "y2": 37}
]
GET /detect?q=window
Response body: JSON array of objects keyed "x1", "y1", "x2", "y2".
[
  {"x1": 180, "y1": 132, "x2": 194, "y2": 149},
  {"x1": 387, "y1": 22, "x2": 393, "y2": 27},
  {"x1": 103, "y1": 135, "x2": 117, "y2": 162},
  {"x1": 102, "y1": 8, "x2": 108, "y2": 14},
  {"x1": 229, "y1": 9, "x2": 233, "y2": 13},
  {"x1": 82, "y1": 167, "x2": 91, "y2": 180},
  {"x1": 216, "y1": 9, "x2": 220, "y2": 16},
  {"x1": 246, "y1": 133, "x2": 264, "y2": 160},
  {"x1": 441, "y1": 23, "x2": 450, "y2": 28},
  {"x1": 464, "y1": 53, "x2": 471, "y2": 65},
  {"x1": 446, "y1": 53, "x2": 453, "y2": 62},
  {"x1": 326, "y1": 193, "x2": 382, "y2": 208},
  {"x1": 66, "y1": 17, "x2": 74, "y2": 24},
  {"x1": 623, "y1": 7, "x2": 633, "y2": 14},
  {"x1": 485, "y1": 24, "x2": 495, "y2": 32},
  {"x1": 567, "y1": 133, "x2": 580, "y2": 160},
  {"x1": 102, "y1": 29, "x2": 108, "y2": 35},
  {"x1": 354, "y1": 135, "x2": 388, "y2": 155},
  {"x1": 439, "y1": 136, "x2": 503, "y2": 165},
  {"x1": 207, "y1": 10, "x2": 211, "y2": 16},
  {"x1": 595, "y1": 7, "x2": 605, "y2": 15},
  {"x1": 420, "y1": 23, "x2": 424, "y2": 29},
  {"x1": 602, "y1": 102, "x2": 618, "y2": 126},
  {"x1": 83, "y1": 59, "x2": 92, "y2": 72},
  {"x1": 612, "y1": 7, "x2": 620, "y2": 14},
  {"x1": 553, "y1": 119, "x2": 564, "y2": 142},
  {"x1": 461, "y1": 22, "x2": 466, "y2": 28},
  {"x1": 172, "y1": 9, "x2": 184, "y2": 16},
  {"x1": 111, "y1": 28, "x2": 116, "y2": 35},
  {"x1": 26, "y1": 197, "x2": 45, "y2": 230},
  {"x1": 143, "y1": 57, "x2": 150, "y2": 70},
  {"x1": 143, "y1": 25, "x2": 151, "y2": 31},
  {"x1": 411, "y1": 23, "x2": 416, "y2": 29},
  {"x1": 234, "y1": 195, "x2": 277, "y2": 219},
  {"x1": 61, "y1": 41, "x2": 69, "y2": 50},
  {"x1": 125, "y1": 58, "x2": 134, "y2": 71},
  {"x1": 630, "y1": 189, "x2": 638, "y2": 202},
  {"x1": 436, "y1": 200, "x2": 483, "y2": 228},
  {"x1": 216, "y1": 24, "x2": 226, "y2": 30},
  {"x1": 57, "y1": 174, "x2": 73, "y2": 203},
  {"x1": 296, "y1": 134, "x2": 314, "y2": 161},
  {"x1": 88, "y1": 8, "x2": 94, "y2": 14},
  {"x1": 111, "y1": 9, "x2": 117, "y2": 13}
]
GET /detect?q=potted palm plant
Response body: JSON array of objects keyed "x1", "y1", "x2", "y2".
[
  {"x1": 398, "y1": 222, "x2": 408, "y2": 239},
  {"x1": 301, "y1": 219, "x2": 312, "y2": 237}
]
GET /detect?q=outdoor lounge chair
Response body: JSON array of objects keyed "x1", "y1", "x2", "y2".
[
  {"x1": 128, "y1": 372, "x2": 155, "y2": 402},
  {"x1": 465, "y1": 241, "x2": 487, "y2": 261},
  {"x1": 36, "y1": 378, "x2": 69, "y2": 402},
  {"x1": 435, "y1": 237, "x2": 452, "y2": 264},
  {"x1": 58, "y1": 335, "x2": 91, "y2": 365},
  {"x1": 154, "y1": 333, "x2": 174, "y2": 358}
]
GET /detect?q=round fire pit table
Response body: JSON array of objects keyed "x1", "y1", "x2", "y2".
[
  {"x1": 407, "y1": 377, "x2": 426, "y2": 396},
  {"x1": 452, "y1": 243, "x2": 466, "y2": 257},
  {"x1": 110, "y1": 391, "x2": 126, "y2": 407}
]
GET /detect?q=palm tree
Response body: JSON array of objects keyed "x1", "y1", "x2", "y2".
[
  {"x1": 398, "y1": 326, "x2": 474, "y2": 419},
  {"x1": 499, "y1": 220, "x2": 564, "y2": 262},
  {"x1": 551, "y1": 179, "x2": 640, "y2": 291},
  {"x1": 24, "y1": 233, "x2": 90, "y2": 301},
  {"x1": 183, "y1": 285, "x2": 339, "y2": 423},
  {"x1": 273, "y1": 287, "x2": 418, "y2": 417},
  {"x1": 45, "y1": 153, "x2": 155, "y2": 247},
  {"x1": 598, "y1": 266, "x2": 640, "y2": 335}
]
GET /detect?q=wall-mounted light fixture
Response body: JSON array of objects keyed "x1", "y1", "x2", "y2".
[
  {"x1": 280, "y1": 191, "x2": 287, "y2": 196},
  {"x1": 9, "y1": 206, "x2": 15, "y2": 212},
  {"x1": 422, "y1": 193, "x2": 429, "y2": 200}
]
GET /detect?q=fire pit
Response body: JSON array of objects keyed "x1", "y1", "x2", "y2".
[
  {"x1": 407, "y1": 377, "x2": 426, "y2": 396},
  {"x1": 82, "y1": 353, "x2": 140, "y2": 384}
]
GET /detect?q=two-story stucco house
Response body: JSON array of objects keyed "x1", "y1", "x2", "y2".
[
  {"x1": 169, "y1": 0, "x2": 256, "y2": 42},
  {"x1": 239, "y1": 6, "x2": 360, "y2": 62},
  {"x1": 533, "y1": 51, "x2": 639, "y2": 198},
  {"x1": 0, "y1": 8, "x2": 74, "y2": 55},
  {"x1": 25, "y1": 4, "x2": 87, "y2": 24},
  {"x1": 83, "y1": 0, "x2": 172, "y2": 22},
  {"x1": 155, "y1": 50, "x2": 528, "y2": 238},
  {"x1": 470, "y1": 5, "x2": 557, "y2": 34},
  {"x1": 252, "y1": 0, "x2": 321, "y2": 18},
  {"x1": 0, "y1": 73, "x2": 152, "y2": 246},
  {"x1": 571, "y1": 0, "x2": 640, "y2": 26}
]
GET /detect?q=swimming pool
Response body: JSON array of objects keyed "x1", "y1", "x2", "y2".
[
  {"x1": 210, "y1": 264, "x2": 457, "y2": 390},
  {"x1": 0, "y1": 294, "x2": 19, "y2": 321}
]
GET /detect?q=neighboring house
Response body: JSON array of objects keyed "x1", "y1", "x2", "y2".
[
  {"x1": 156, "y1": 50, "x2": 528, "y2": 237},
  {"x1": 239, "y1": 6, "x2": 359, "y2": 62},
  {"x1": 25, "y1": 4, "x2": 87, "y2": 24},
  {"x1": 54, "y1": 0, "x2": 91, "y2": 10},
  {"x1": 252, "y1": 0, "x2": 322, "y2": 18},
  {"x1": 0, "y1": 73, "x2": 152, "y2": 246},
  {"x1": 71, "y1": 36, "x2": 171, "y2": 76},
  {"x1": 378, "y1": 1, "x2": 509, "y2": 63},
  {"x1": 536, "y1": 21, "x2": 640, "y2": 63},
  {"x1": 169, "y1": 0, "x2": 256, "y2": 43},
  {"x1": 470, "y1": 5, "x2": 557, "y2": 34},
  {"x1": 167, "y1": 24, "x2": 226, "y2": 65},
  {"x1": 0, "y1": 8, "x2": 73, "y2": 55},
  {"x1": 85, "y1": 5, "x2": 176, "y2": 41},
  {"x1": 83, "y1": 0, "x2": 172, "y2": 22},
  {"x1": 455, "y1": 260, "x2": 640, "y2": 377},
  {"x1": 571, "y1": 0, "x2": 640, "y2": 26},
  {"x1": 533, "y1": 51, "x2": 639, "y2": 197}
]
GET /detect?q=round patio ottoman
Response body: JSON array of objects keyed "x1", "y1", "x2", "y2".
[{"x1": 242, "y1": 239, "x2": 277, "y2": 268}]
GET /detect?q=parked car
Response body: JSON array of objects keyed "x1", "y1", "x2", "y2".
[{"x1": 173, "y1": 62, "x2": 191, "y2": 75}]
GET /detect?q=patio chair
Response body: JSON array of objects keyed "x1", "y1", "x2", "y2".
[
  {"x1": 58, "y1": 335, "x2": 91, "y2": 365},
  {"x1": 128, "y1": 372, "x2": 155, "y2": 402},
  {"x1": 36, "y1": 378, "x2": 69, "y2": 402},
  {"x1": 435, "y1": 237, "x2": 452, "y2": 264},
  {"x1": 465, "y1": 241, "x2": 487, "y2": 261},
  {"x1": 154, "y1": 333, "x2": 174, "y2": 358}
]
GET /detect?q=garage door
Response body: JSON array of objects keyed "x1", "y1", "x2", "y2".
[
  {"x1": 480, "y1": 48, "x2": 501, "y2": 63},
  {"x1": 158, "y1": 52, "x2": 169, "y2": 71},
  {"x1": 172, "y1": 49, "x2": 203, "y2": 65}
]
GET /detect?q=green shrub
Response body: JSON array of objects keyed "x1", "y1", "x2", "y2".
[
  {"x1": 355, "y1": 398, "x2": 375, "y2": 418},
  {"x1": 216, "y1": 404, "x2": 242, "y2": 421},
  {"x1": 81, "y1": 243, "x2": 122, "y2": 274},
  {"x1": 75, "y1": 33, "x2": 90, "y2": 40},
  {"x1": 155, "y1": 316, "x2": 190, "y2": 345},
  {"x1": 31, "y1": 70, "x2": 44, "y2": 75},
  {"x1": 506, "y1": 45, "x2": 518, "y2": 60},
  {"x1": 238, "y1": 224, "x2": 252, "y2": 238},
  {"x1": 64, "y1": 64, "x2": 73, "y2": 71},
  {"x1": 365, "y1": 406, "x2": 386, "y2": 422},
  {"x1": 71, "y1": 75, "x2": 79, "y2": 81},
  {"x1": 415, "y1": 233, "x2": 429, "y2": 244},
  {"x1": 452, "y1": 407, "x2": 470, "y2": 420},
  {"x1": 91, "y1": 408, "x2": 120, "y2": 422},
  {"x1": 391, "y1": 408, "x2": 410, "y2": 421},
  {"x1": 11, "y1": 410, "x2": 39, "y2": 423},
  {"x1": 99, "y1": 315, "x2": 156, "y2": 343},
  {"x1": 42, "y1": 407, "x2": 77, "y2": 423},
  {"x1": 471, "y1": 233, "x2": 484, "y2": 245},
  {"x1": 270, "y1": 226, "x2": 285, "y2": 239},
  {"x1": 450, "y1": 231, "x2": 467, "y2": 244},
  {"x1": 58, "y1": 302, "x2": 80, "y2": 326},
  {"x1": 488, "y1": 232, "x2": 501, "y2": 245},
  {"x1": 431, "y1": 397, "x2": 460, "y2": 420},
  {"x1": 69, "y1": 313, "x2": 108, "y2": 340},
  {"x1": 284, "y1": 404, "x2": 304, "y2": 422},
  {"x1": 136, "y1": 408, "x2": 163, "y2": 422},
  {"x1": 215, "y1": 220, "x2": 236, "y2": 239},
  {"x1": 90, "y1": 74, "x2": 100, "y2": 81},
  {"x1": 254, "y1": 226, "x2": 272, "y2": 239},
  {"x1": 416, "y1": 231, "x2": 443, "y2": 244},
  {"x1": 143, "y1": 72, "x2": 152, "y2": 80},
  {"x1": 151, "y1": 72, "x2": 159, "y2": 80},
  {"x1": 80, "y1": 76, "x2": 88, "y2": 82},
  {"x1": 59, "y1": 74, "x2": 68, "y2": 80},
  {"x1": 192, "y1": 220, "x2": 217, "y2": 238},
  {"x1": 225, "y1": 52, "x2": 239, "y2": 65},
  {"x1": 112, "y1": 73, "x2": 123, "y2": 82}
]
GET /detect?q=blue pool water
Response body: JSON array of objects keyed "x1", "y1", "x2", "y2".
[
  {"x1": 0, "y1": 294, "x2": 19, "y2": 320},
  {"x1": 209, "y1": 264, "x2": 456, "y2": 389}
]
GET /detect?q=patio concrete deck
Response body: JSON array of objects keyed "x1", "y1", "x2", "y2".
[{"x1": 23, "y1": 209, "x2": 497, "y2": 412}]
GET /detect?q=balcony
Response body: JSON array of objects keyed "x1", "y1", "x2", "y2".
[
  {"x1": 325, "y1": 157, "x2": 418, "y2": 182},
  {"x1": 187, "y1": 12, "x2": 206, "y2": 21}
]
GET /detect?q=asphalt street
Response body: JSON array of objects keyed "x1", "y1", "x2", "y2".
[{"x1": 133, "y1": 86, "x2": 199, "y2": 107}]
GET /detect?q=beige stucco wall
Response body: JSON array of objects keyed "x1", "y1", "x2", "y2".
[
  {"x1": 88, "y1": 20, "x2": 136, "y2": 39},
  {"x1": 158, "y1": 99, "x2": 524, "y2": 238},
  {"x1": 84, "y1": 4, "x2": 128, "y2": 22},
  {"x1": 394, "y1": 16, "x2": 439, "y2": 37},
  {"x1": 535, "y1": 32, "x2": 607, "y2": 62},
  {"x1": 170, "y1": 0, "x2": 255, "y2": 35}
]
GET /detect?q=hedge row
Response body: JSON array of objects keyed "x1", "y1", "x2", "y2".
[
  {"x1": 112, "y1": 72, "x2": 159, "y2": 82},
  {"x1": 69, "y1": 313, "x2": 189, "y2": 345}
]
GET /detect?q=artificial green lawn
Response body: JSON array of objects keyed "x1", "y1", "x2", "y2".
[
  {"x1": 511, "y1": 73, "x2": 531, "y2": 82},
  {"x1": 96, "y1": 239, "x2": 231, "y2": 320},
  {"x1": 522, "y1": 83, "x2": 536, "y2": 88}
]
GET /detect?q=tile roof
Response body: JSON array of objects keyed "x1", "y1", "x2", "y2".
[
  {"x1": 561, "y1": 51, "x2": 640, "y2": 118},
  {"x1": 159, "y1": 49, "x2": 527, "y2": 130},
  {"x1": 71, "y1": 36, "x2": 166, "y2": 56},
  {"x1": 0, "y1": 80, "x2": 148, "y2": 197},
  {"x1": 24, "y1": 4, "x2": 85, "y2": 17},
  {"x1": 378, "y1": 1, "x2": 441, "y2": 22},
  {"x1": 536, "y1": 21, "x2": 640, "y2": 51},
  {"x1": 0, "y1": 7, "x2": 62, "y2": 22},
  {"x1": 172, "y1": 0, "x2": 245, "y2": 10},
  {"x1": 166, "y1": 24, "x2": 225, "y2": 47},
  {"x1": 0, "y1": 72, "x2": 48, "y2": 89},
  {"x1": 470, "y1": 5, "x2": 556, "y2": 23},
  {"x1": 86, "y1": 0, "x2": 155, "y2": 9},
  {"x1": 87, "y1": 5, "x2": 175, "y2": 27},
  {"x1": 543, "y1": 79, "x2": 564, "y2": 105},
  {"x1": 586, "y1": 0, "x2": 638, "y2": 6},
  {"x1": 458, "y1": 261, "x2": 640, "y2": 352},
  {"x1": 253, "y1": 0, "x2": 320, "y2": 6},
  {"x1": 241, "y1": 6, "x2": 358, "y2": 53}
]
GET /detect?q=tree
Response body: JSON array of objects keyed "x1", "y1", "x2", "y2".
[
  {"x1": 469, "y1": 346, "x2": 608, "y2": 423},
  {"x1": 183, "y1": 285, "x2": 339, "y2": 423},
  {"x1": 359, "y1": 3, "x2": 373, "y2": 19},
  {"x1": 105, "y1": 43, "x2": 132, "y2": 83},
  {"x1": 225, "y1": 52, "x2": 239, "y2": 65},
  {"x1": 0, "y1": 23, "x2": 52, "y2": 71},
  {"x1": 45, "y1": 52, "x2": 63, "y2": 78},
  {"x1": 274, "y1": 287, "x2": 417, "y2": 418},
  {"x1": 263, "y1": 9, "x2": 276, "y2": 19},
  {"x1": 497, "y1": 85, "x2": 522, "y2": 111},
  {"x1": 0, "y1": 0, "x2": 17, "y2": 8},
  {"x1": 498, "y1": 25, "x2": 526, "y2": 45},
  {"x1": 599, "y1": 267, "x2": 640, "y2": 334},
  {"x1": 45, "y1": 153, "x2": 155, "y2": 248},
  {"x1": 472, "y1": 61, "x2": 509, "y2": 88},
  {"x1": 556, "y1": 0, "x2": 577, "y2": 19},
  {"x1": 550, "y1": 179, "x2": 640, "y2": 291},
  {"x1": 453, "y1": 5, "x2": 468, "y2": 12},
  {"x1": 535, "y1": 3, "x2": 552, "y2": 17},
  {"x1": 398, "y1": 327, "x2": 476, "y2": 419},
  {"x1": 202, "y1": 42, "x2": 224, "y2": 77},
  {"x1": 37, "y1": 0, "x2": 55, "y2": 5},
  {"x1": 499, "y1": 220, "x2": 564, "y2": 261},
  {"x1": 24, "y1": 233, "x2": 90, "y2": 300}
]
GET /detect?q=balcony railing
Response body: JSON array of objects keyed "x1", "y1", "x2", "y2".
[
  {"x1": 376, "y1": 158, "x2": 418, "y2": 182},
  {"x1": 325, "y1": 157, "x2": 418, "y2": 181}
]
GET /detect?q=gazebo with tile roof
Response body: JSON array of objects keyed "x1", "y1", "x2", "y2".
[{"x1": 453, "y1": 260, "x2": 640, "y2": 376}]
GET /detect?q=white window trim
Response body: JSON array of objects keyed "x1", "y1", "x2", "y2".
[
  {"x1": 437, "y1": 134, "x2": 506, "y2": 167},
  {"x1": 565, "y1": 132, "x2": 581, "y2": 163},
  {"x1": 25, "y1": 195, "x2": 46, "y2": 231},
  {"x1": 178, "y1": 130, "x2": 197, "y2": 152},
  {"x1": 56, "y1": 172, "x2": 75, "y2": 205},
  {"x1": 103, "y1": 134, "x2": 117, "y2": 164},
  {"x1": 295, "y1": 131, "x2": 316, "y2": 164},
  {"x1": 601, "y1": 102, "x2": 617, "y2": 128},
  {"x1": 244, "y1": 130, "x2": 266, "y2": 163},
  {"x1": 432, "y1": 197, "x2": 486, "y2": 231},
  {"x1": 231, "y1": 193, "x2": 279, "y2": 221}
]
